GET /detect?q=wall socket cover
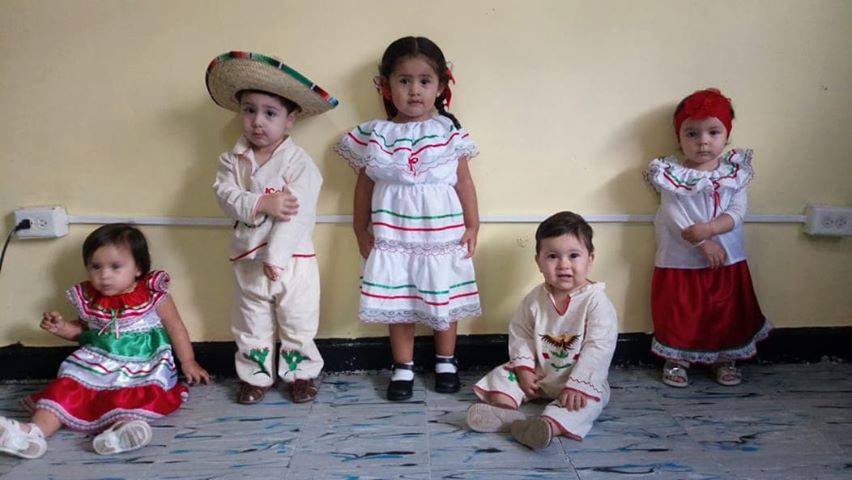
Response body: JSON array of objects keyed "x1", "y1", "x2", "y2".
[
  {"x1": 804, "y1": 205, "x2": 852, "y2": 237},
  {"x1": 13, "y1": 206, "x2": 69, "y2": 238}
]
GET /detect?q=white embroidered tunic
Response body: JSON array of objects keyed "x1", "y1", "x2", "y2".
[
  {"x1": 213, "y1": 136, "x2": 322, "y2": 268},
  {"x1": 335, "y1": 116, "x2": 480, "y2": 330},
  {"x1": 644, "y1": 149, "x2": 754, "y2": 269},
  {"x1": 507, "y1": 282, "x2": 618, "y2": 400}
]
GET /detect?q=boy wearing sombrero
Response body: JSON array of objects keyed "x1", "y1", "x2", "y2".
[{"x1": 208, "y1": 51, "x2": 337, "y2": 404}]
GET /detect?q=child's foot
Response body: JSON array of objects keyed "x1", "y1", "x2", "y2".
[
  {"x1": 466, "y1": 403, "x2": 526, "y2": 433},
  {"x1": 237, "y1": 382, "x2": 269, "y2": 404},
  {"x1": 434, "y1": 356, "x2": 460, "y2": 393},
  {"x1": 510, "y1": 417, "x2": 553, "y2": 450},
  {"x1": 288, "y1": 379, "x2": 318, "y2": 403},
  {"x1": 0, "y1": 417, "x2": 46, "y2": 459},
  {"x1": 713, "y1": 362, "x2": 742, "y2": 386},
  {"x1": 92, "y1": 420, "x2": 152, "y2": 455},
  {"x1": 387, "y1": 362, "x2": 414, "y2": 401},
  {"x1": 662, "y1": 360, "x2": 689, "y2": 388}
]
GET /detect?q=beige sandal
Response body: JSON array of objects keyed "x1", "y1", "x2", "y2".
[
  {"x1": 662, "y1": 360, "x2": 689, "y2": 388},
  {"x1": 713, "y1": 362, "x2": 742, "y2": 386},
  {"x1": 466, "y1": 403, "x2": 526, "y2": 433},
  {"x1": 510, "y1": 417, "x2": 553, "y2": 450}
]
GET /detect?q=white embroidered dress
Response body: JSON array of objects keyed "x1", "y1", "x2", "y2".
[{"x1": 335, "y1": 116, "x2": 481, "y2": 330}]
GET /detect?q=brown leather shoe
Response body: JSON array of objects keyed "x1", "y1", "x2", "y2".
[
  {"x1": 288, "y1": 379, "x2": 318, "y2": 403},
  {"x1": 237, "y1": 382, "x2": 269, "y2": 404}
]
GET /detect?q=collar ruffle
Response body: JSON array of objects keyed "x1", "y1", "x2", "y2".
[
  {"x1": 334, "y1": 115, "x2": 478, "y2": 176},
  {"x1": 69, "y1": 270, "x2": 170, "y2": 321},
  {"x1": 644, "y1": 149, "x2": 754, "y2": 195}
]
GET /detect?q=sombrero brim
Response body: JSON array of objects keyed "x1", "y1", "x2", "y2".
[{"x1": 206, "y1": 51, "x2": 338, "y2": 119}]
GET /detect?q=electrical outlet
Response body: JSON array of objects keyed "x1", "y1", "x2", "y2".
[
  {"x1": 13, "y1": 206, "x2": 69, "y2": 238},
  {"x1": 804, "y1": 205, "x2": 852, "y2": 237}
]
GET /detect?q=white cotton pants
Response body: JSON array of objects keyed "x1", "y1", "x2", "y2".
[{"x1": 231, "y1": 258, "x2": 323, "y2": 387}]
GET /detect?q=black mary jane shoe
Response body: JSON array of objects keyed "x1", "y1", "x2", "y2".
[
  {"x1": 387, "y1": 363, "x2": 414, "y2": 401},
  {"x1": 434, "y1": 357, "x2": 461, "y2": 393}
]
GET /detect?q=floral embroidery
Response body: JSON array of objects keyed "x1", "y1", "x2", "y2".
[
  {"x1": 281, "y1": 350, "x2": 307, "y2": 373},
  {"x1": 243, "y1": 348, "x2": 270, "y2": 377}
]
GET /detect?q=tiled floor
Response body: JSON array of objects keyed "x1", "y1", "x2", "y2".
[{"x1": 0, "y1": 362, "x2": 849, "y2": 479}]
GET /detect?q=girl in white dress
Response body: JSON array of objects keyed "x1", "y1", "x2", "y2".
[{"x1": 335, "y1": 36, "x2": 480, "y2": 401}]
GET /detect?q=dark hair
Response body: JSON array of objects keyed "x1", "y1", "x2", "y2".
[
  {"x1": 82, "y1": 224, "x2": 151, "y2": 278},
  {"x1": 236, "y1": 89, "x2": 302, "y2": 115},
  {"x1": 379, "y1": 36, "x2": 461, "y2": 128},
  {"x1": 535, "y1": 211, "x2": 594, "y2": 254}
]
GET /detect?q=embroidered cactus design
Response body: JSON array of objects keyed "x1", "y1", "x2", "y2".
[
  {"x1": 243, "y1": 348, "x2": 271, "y2": 377},
  {"x1": 540, "y1": 333, "x2": 579, "y2": 370},
  {"x1": 282, "y1": 350, "x2": 307, "y2": 373},
  {"x1": 507, "y1": 370, "x2": 518, "y2": 382}
]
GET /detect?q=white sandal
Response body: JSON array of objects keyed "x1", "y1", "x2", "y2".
[
  {"x1": 93, "y1": 420, "x2": 152, "y2": 455},
  {"x1": 0, "y1": 417, "x2": 47, "y2": 459},
  {"x1": 662, "y1": 360, "x2": 689, "y2": 388}
]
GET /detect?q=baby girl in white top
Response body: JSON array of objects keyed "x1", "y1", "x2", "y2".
[{"x1": 467, "y1": 212, "x2": 618, "y2": 450}]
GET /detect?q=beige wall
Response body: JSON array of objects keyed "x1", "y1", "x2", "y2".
[{"x1": 1, "y1": 0, "x2": 849, "y2": 346}]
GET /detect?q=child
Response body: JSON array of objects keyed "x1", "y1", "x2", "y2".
[
  {"x1": 0, "y1": 224, "x2": 209, "y2": 459},
  {"x1": 466, "y1": 212, "x2": 618, "y2": 450},
  {"x1": 644, "y1": 88, "x2": 771, "y2": 387},
  {"x1": 208, "y1": 51, "x2": 338, "y2": 404},
  {"x1": 334, "y1": 37, "x2": 480, "y2": 401}
]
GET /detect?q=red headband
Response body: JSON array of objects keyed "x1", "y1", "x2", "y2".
[{"x1": 674, "y1": 89, "x2": 733, "y2": 135}]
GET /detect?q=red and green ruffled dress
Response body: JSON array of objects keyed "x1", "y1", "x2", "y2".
[{"x1": 25, "y1": 271, "x2": 188, "y2": 432}]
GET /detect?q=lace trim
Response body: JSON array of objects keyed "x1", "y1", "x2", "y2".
[
  {"x1": 651, "y1": 319, "x2": 772, "y2": 364},
  {"x1": 359, "y1": 304, "x2": 481, "y2": 331},
  {"x1": 22, "y1": 398, "x2": 170, "y2": 433},
  {"x1": 373, "y1": 239, "x2": 466, "y2": 256}
]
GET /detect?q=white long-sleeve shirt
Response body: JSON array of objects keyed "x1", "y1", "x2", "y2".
[
  {"x1": 212, "y1": 136, "x2": 322, "y2": 268},
  {"x1": 509, "y1": 282, "x2": 618, "y2": 401},
  {"x1": 644, "y1": 149, "x2": 754, "y2": 269}
]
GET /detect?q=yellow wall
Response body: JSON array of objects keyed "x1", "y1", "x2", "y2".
[{"x1": 1, "y1": 0, "x2": 849, "y2": 346}]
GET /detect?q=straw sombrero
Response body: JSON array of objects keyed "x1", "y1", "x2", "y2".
[{"x1": 206, "y1": 51, "x2": 338, "y2": 118}]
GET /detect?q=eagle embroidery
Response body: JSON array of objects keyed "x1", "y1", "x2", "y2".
[{"x1": 540, "y1": 333, "x2": 580, "y2": 370}]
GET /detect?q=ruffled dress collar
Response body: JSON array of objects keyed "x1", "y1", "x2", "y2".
[
  {"x1": 335, "y1": 115, "x2": 478, "y2": 175},
  {"x1": 644, "y1": 148, "x2": 754, "y2": 195},
  {"x1": 81, "y1": 278, "x2": 152, "y2": 313}
]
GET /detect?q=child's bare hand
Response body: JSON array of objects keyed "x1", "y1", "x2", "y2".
[
  {"x1": 699, "y1": 239, "x2": 726, "y2": 268},
  {"x1": 516, "y1": 368, "x2": 542, "y2": 399},
  {"x1": 181, "y1": 360, "x2": 211, "y2": 385},
  {"x1": 263, "y1": 264, "x2": 283, "y2": 281},
  {"x1": 559, "y1": 389, "x2": 589, "y2": 411},
  {"x1": 460, "y1": 226, "x2": 479, "y2": 258},
  {"x1": 259, "y1": 190, "x2": 299, "y2": 221},
  {"x1": 40, "y1": 311, "x2": 66, "y2": 336},
  {"x1": 682, "y1": 222, "x2": 713, "y2": 244},
  {"x1": 355, "y1": 229, "x2": 374, "y2": 260}
]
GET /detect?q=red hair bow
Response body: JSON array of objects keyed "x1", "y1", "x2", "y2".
[
  {"x1": 443, "y1": 67, "x2": 455, "y2": 109},
  {"x1": 674, "y1": 88, "x2": 733, "y2": 135}
]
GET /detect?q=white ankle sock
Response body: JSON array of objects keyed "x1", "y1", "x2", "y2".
[
  {"x1": 391, "y1": 362, "x2": 414, "y2": 381},
  {"x1": 435, "y1": 355, "x2": 457, "y2": 374}
]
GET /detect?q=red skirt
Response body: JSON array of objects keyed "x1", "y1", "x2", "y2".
[
  {"x1": 651, "y1": 260, "x2": 770, "y2": 364},
  {"x1": 24, "y1": 377, "x2": 187, "y2": 432}
]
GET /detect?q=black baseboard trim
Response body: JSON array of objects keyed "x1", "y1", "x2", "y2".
[{"x1": 1, "y1": 327, "x2": 849, "y2": 380}]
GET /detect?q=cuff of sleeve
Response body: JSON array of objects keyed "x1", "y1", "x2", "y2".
[
  {"x1": 564, "y1": 378, "x2": 603, "y2": 402},
  {"x1": 510, "y1": 362, "x2": 535, "y2": 373},
  {"x1": 250, "y1": 194, "x2": 267, "y2": 220}
]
